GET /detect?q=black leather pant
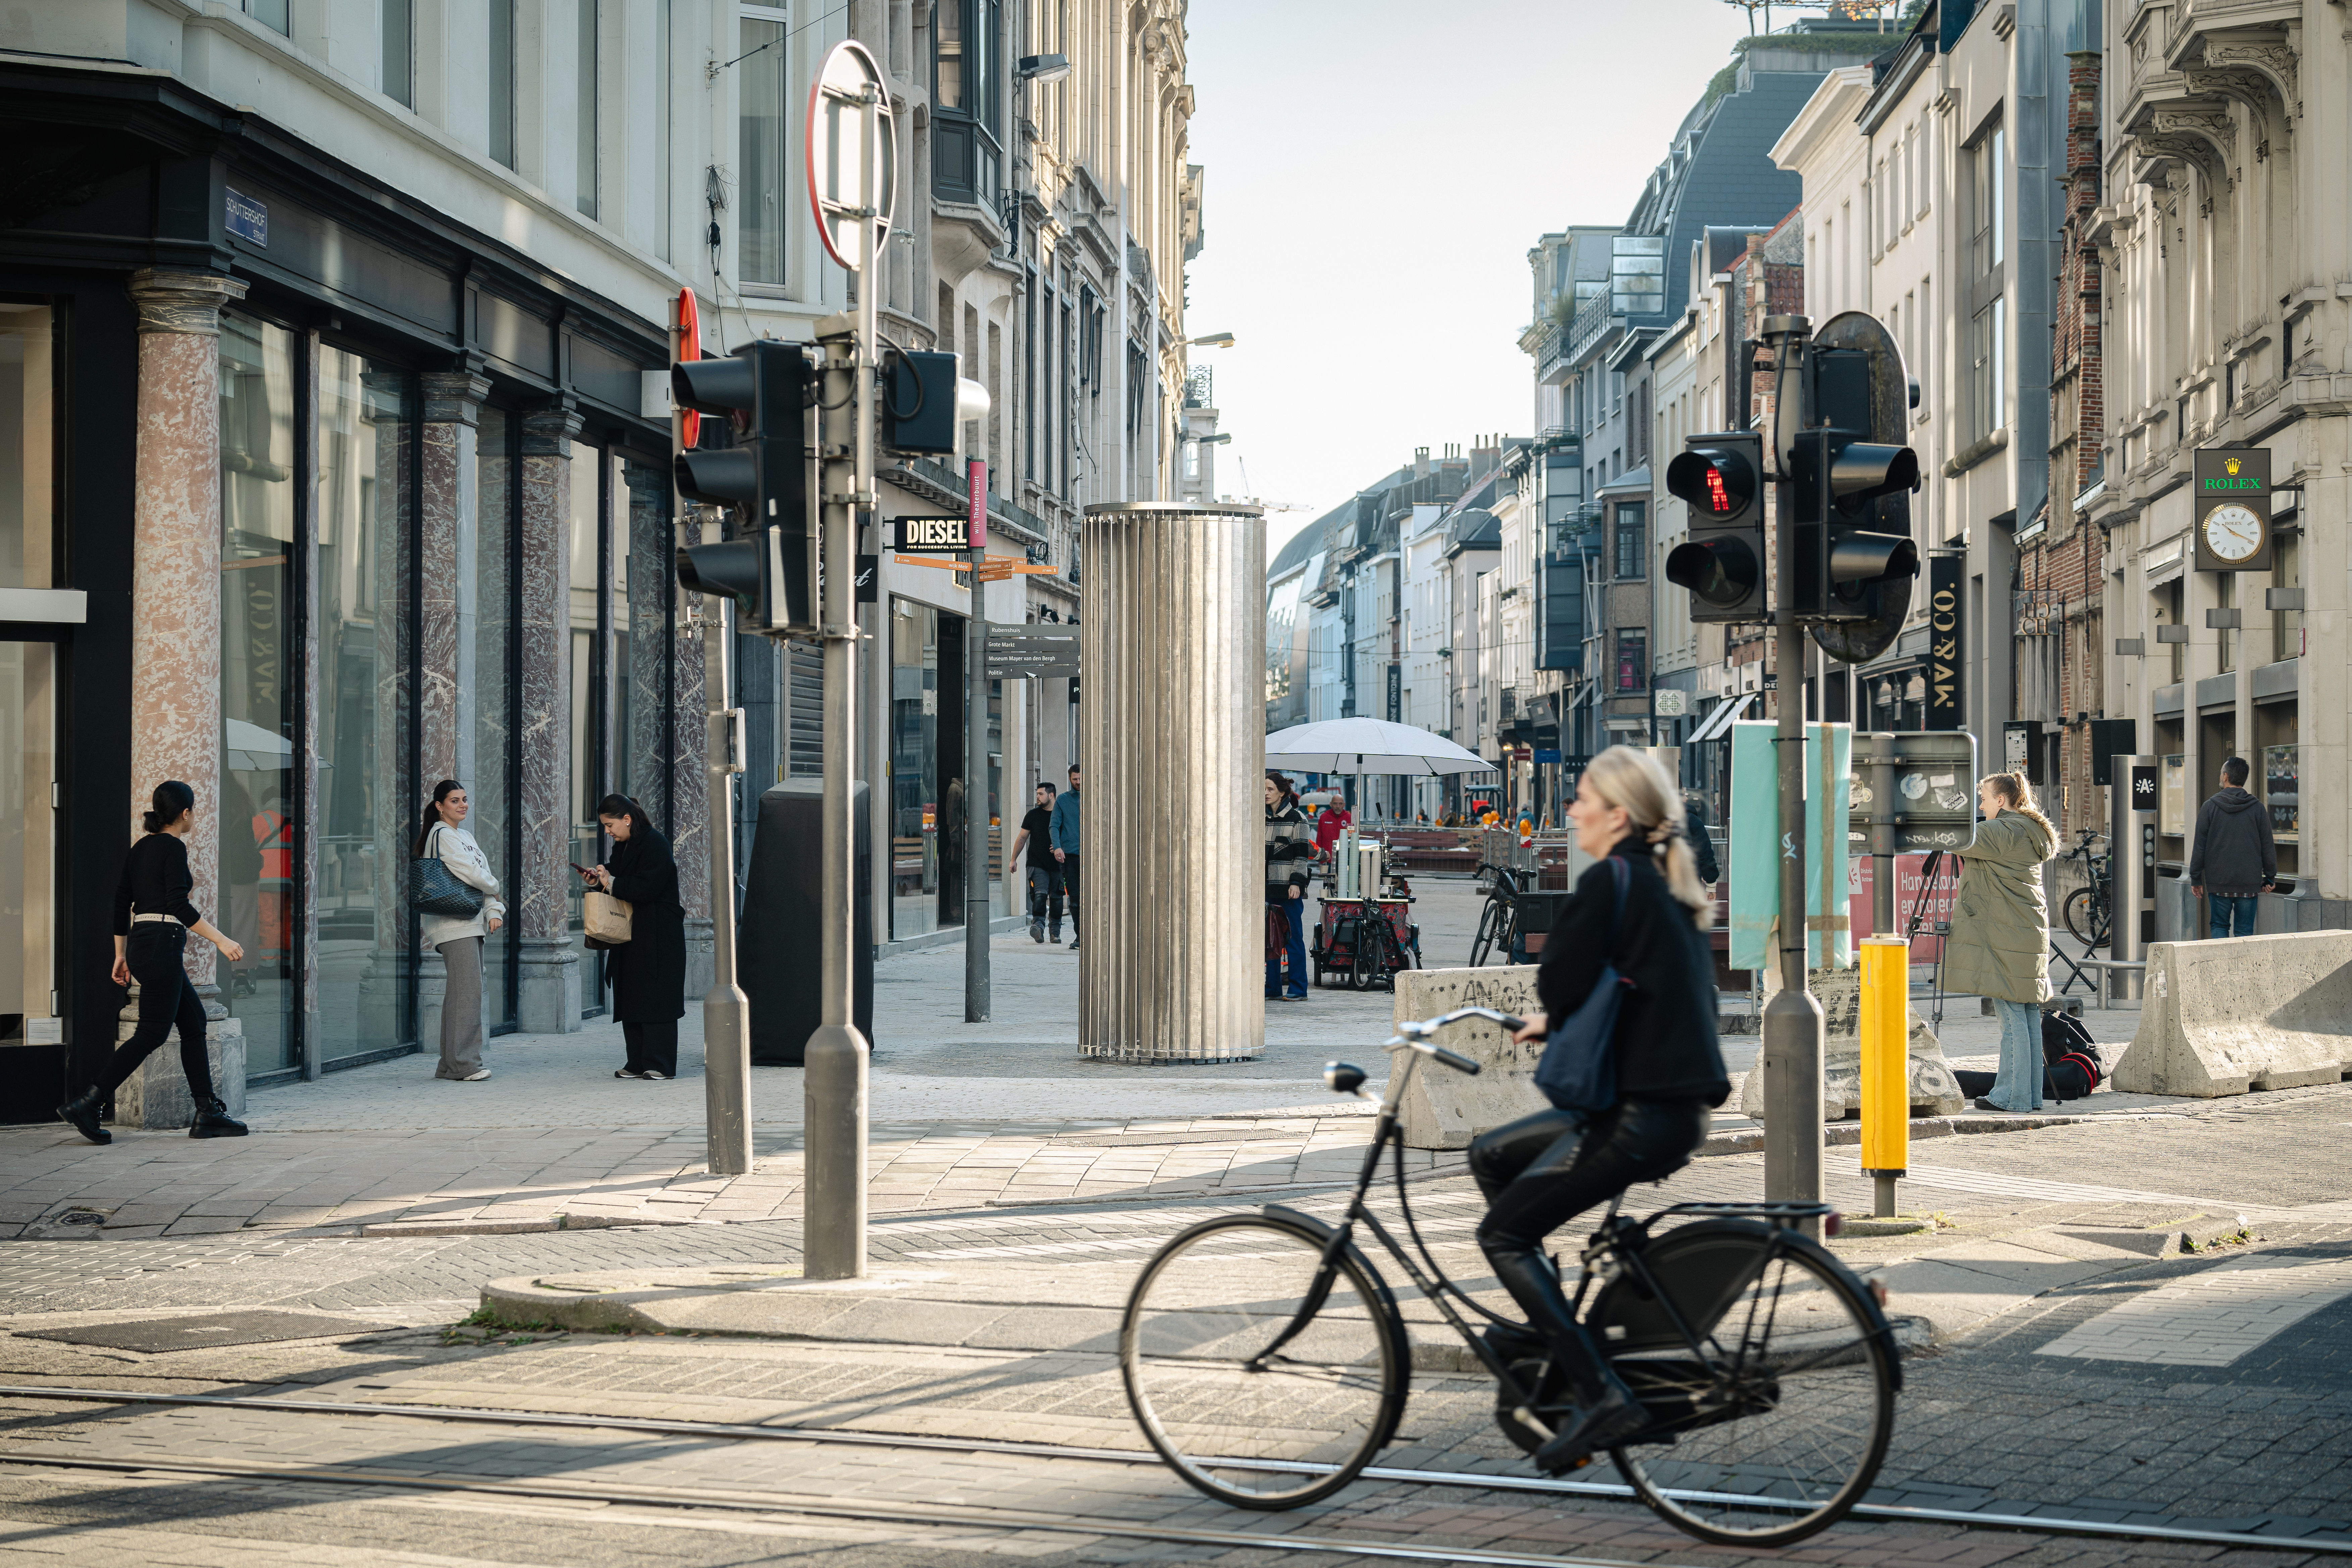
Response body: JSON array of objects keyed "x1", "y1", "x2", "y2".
[
  {"x1": 1471, "y1": 1098, "x2": 1711, "y2": 1399},
  {"x1": 96, "y1": 923, "x2": 216, "y2": 1102}
]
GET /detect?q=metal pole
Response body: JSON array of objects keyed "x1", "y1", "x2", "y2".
[
  {"x1": 702, "y1": 583, "x2": 752, "y2": 1174},
  {"x1": 965, "y1": 490, "x2": 990, "y2": 1021},
  {"x1": 1759, "y1": 313, "x2": 1823, "y2": 1212},
  {"x1": 803, "y1": 88, "x2": 880, "y2": 1281}
]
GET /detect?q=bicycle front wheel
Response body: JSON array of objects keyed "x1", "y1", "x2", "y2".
[
  {"x1": 1122, "y1": 1214, "x2": 1408, "y2": 1510},
  {"x1": 1599, "y1": 1224, "x2": 1896, "y2": 1548},
  {"x1": 1470, "y1": 898, "x2": 1501, "y2": 965}
]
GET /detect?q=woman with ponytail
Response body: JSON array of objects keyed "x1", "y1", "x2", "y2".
[
  {"x1": 1944, "y1": 771, "x2": 2056, "y2": 1112},
  {"x1": 58, "y1": 782, "x2": 249, "y2": 1144},
  {"x1": 1466, "y1": 745, "x2": 1728, "y2": 1475}
]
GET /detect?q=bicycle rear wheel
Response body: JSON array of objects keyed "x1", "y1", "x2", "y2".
[
  {"x1": 2062, "y1": 885, "x2": 2108, "y2": 950},
  {"x1": 1122, "y1": 1214, "x2": 1407, "y2": 1510},
  {"x1": 1597, "y1": 1223, "x2": 1897, "y2": 1548}
]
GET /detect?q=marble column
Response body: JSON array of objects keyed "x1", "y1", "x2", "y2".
[
  {"x1": 516, "y1": 404, "x2": 583, "y2": 1032},
  {"x1": 409, "y1": 370, "x2": 490, "y2": 1052},
  {"x1": 114, "y1": 269, "x2": 250, "y2": 1128},
  {"x1": 624, "y1": 463, "x2": 714, "y2": 995},
  {"x1": 355, "y1": 370, "x2": 420, "y2": 1055}
]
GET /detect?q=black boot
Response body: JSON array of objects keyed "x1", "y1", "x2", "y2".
[
  {"x1": 1485, "y1": 1241, "x2": 1648, "y2": 1473},
  {"x1": 190, "y1": 1094, "x2": 248, "y2": 1139},
  {"x1": 56, "y1": 1088, "x2": 110, "y2": 1146}
]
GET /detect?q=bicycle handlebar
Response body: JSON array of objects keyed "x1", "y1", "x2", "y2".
[{"x1": 1385, "y1": 1007, "x2": 1528, "y2": 1075}]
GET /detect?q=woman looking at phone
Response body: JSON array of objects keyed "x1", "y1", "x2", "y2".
[{"x1": 582, "y1": 795, "x2": 686, "y2": 1080}]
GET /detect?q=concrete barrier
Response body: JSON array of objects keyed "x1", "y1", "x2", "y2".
[
  {"x1": 2111, "y1": 932, "x2": 2352, "y2": 1096},
  {"x1": 1391, "y1": 966, "x2": 1549, "y2": 1149},
  {"x1": 1737, "y1": 965, "x2": 1964, "y2": 1121}
]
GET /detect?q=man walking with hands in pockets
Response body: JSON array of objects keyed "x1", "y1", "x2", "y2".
[{"x1": 1051, "y1": 764, "x2": 1082, "y2": 949}]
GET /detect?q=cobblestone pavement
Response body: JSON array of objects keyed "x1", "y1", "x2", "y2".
[{"x1": 2, "y1": 1089, "x2": 2352, "y2": 1563}]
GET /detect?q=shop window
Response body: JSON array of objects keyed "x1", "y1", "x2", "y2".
[
  {"x1": 568, "y1": 442, "x2": 607, "y2": 1012},
  {"x1": 474, "y1": 407, "x2": 519, "y2": 1031},
  {"x1": 0, "y1": 303, "x2": 52, "y2": 590},
  {"x1": 2258, "y1": 703, "x2": 2299, "y2": 874},
  {"x1": 315, "y1": 348, "x2": 418, "y2": 1063},
  {"x1": 219, "y1": 316, "x2": 299, "y2": 1076},
  {"x1": 739, "y1": 11, "x2": 790, "y2": 284}
]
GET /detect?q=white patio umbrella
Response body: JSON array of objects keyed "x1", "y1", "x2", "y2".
[
  {"x1": 1263, "y1": 718, "x2": 1499, "y2": 777},
  {"x1": 223, "y1": 717, "x2": 294, "y2": 773}
]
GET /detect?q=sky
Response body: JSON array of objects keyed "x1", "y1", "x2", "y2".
[{"x1": 1182, "y1": 1, "x2": 1757, "y2": 556}]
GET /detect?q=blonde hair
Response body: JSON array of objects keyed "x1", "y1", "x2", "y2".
[
  {"x1": 1982, "y1": 771, "x2": 2055, "y2": 852},
  {"x1": 1581, "y1": 746, "x2": 1714, "y2": 928}
]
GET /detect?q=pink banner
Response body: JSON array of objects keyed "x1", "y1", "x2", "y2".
[
  {"x1": 1852, "y1": 852, "x2": 1957, "y2": 962},
  {"x1": 967, "y1": 458, "x2": 987, "y2": 551}
]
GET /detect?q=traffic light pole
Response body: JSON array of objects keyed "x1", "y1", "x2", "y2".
[
  {"x1": 803, "y1": 112, "x2": 880, "y2": 1275},
  {"x1": 702, "y1": 577, "x2": 752, "y2": 1174},
  {"x1": 966, "y1": 513, "x2": 990, "y2": 1022},
  {"x1": 1759, "y1": 313, "x2": 1824, "y2": 1216}
]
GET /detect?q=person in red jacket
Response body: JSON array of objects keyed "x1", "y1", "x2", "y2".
[{"x1": 1314, "y1": 797, "x2": 1352, "y2": 855}]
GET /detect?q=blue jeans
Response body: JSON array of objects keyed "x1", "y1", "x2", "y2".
[
  {"x1": 1266, "y1": 898, "x2": 1307, "y2": 997},
  {"x1": 2207, "y1": 894, "x2": 2258, "y2": 939},
  {"x1": 1987, "y1": 999, "x2": 2045, "y2": 1112}
]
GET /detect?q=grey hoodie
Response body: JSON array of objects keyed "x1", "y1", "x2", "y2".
[{"x1": 2189, "y1": 786, "x2": 2276, "y2": 898}]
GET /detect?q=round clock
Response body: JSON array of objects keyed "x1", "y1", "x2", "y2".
[{"x1": 2203, "y1": 502, "x2": 2264, "y2": 564}]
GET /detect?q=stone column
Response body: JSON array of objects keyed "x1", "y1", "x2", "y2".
[
  {"x1": 408, "y1": 370, "x2": 490, "y2": 1053},
  {"x1": 114, "y1": 269, "x2": 250, "y2": 1127},
  {"x1": 515, "y1": 404, "x2": 583, "y2": 1032}
]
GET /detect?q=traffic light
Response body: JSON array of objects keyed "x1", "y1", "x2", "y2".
[
  {"x1": 1792, "y1": 346, "x2": 1919, "y2": 638},
  {"x1": 672, "y1": 340, "x2": 814, "y2": 631},
  {"x1": 1664, "y1": 431, "x2": 1766, "y2": 622},
  {"x1": 880, "y1": 348, "x2": 957, "y2": 454}
]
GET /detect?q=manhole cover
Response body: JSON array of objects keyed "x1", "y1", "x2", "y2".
[
  {"x1": 17, "y1": 1311, "x2": 391, "y2": 1353},
  {"x1": 56, "y1": 1212, "x2": 103, "y2": 1227}
]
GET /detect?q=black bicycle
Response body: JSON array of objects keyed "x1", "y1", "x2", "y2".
[
  {"x1": 1120, "y1": 1008, "x2": 1902, "y2": 1548},
  {"x1": 1469, "y1": 864, "x2": 1524, "y2": 966},
  {"x1": 2056, "y1": 829, "x2": 2112, "y2": 951}
]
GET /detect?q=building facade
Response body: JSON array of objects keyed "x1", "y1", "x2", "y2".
[{"x1": 0, "y1": 0, "x2": 1201, "y2": 1120}]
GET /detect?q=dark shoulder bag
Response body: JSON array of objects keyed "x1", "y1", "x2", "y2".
[
  {"x1": 1533, "y1": 855, "x2": 1631, "y2": 1121},
  {"x1": 410, "y1": 825, "x2": 486, "y2": 920}
]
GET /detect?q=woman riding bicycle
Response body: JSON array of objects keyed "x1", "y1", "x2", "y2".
[{"x1": 1477, "y1": 745, "x2": 1728, "y2": 1475}]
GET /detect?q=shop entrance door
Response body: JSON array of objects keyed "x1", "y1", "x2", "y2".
[{"x1": 0, "y1": 640, "x2": 60, "y2": 1114}]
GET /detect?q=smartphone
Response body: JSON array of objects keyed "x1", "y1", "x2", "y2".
[{"x1": 571, "y1": 862, "x2": 598, "y2": 880}]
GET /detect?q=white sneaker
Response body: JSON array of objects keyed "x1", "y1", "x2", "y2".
[
  {"x1": 641, "y1": 1069, "x2": 668, "y2": 1081},
  {"x1": 460, "y1": 1069, "x2": 492, "y2": 1081}
]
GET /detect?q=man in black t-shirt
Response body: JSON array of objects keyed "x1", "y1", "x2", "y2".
[{"x1": 1009, "y1": 782, "x2": 1063, "y2": 942}]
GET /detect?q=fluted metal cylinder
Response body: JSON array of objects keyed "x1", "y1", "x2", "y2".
[{"x1": 1079, "y1": 502, "x2": 1267, "y2": 1062}]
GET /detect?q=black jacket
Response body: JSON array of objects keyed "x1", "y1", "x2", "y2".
[
  {"x1": 1682, "y1": 796, "x2": 1721, "y2": 884},
  {"x1": 1265, "y1": 802, "x2": 1316, "y2": 906},
  {"x1": 2189, "y1": 786, "x2": 2276, "y2": 898},
  {"x1": 601, "y1": 825, "x2": 687, "y2": 1023},
  {"x1": 1535, "y1": 839, "x2": 1729, "y2": 1106}
]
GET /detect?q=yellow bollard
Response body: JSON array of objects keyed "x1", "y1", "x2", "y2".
[{"x1": 1859, "y1": 936, "x2": 1910, "y2": 1218}]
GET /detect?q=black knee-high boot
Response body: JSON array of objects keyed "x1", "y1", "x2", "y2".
[{"x1": 1483, "y1": 1237, "x2": 1646, "y2": 1472}]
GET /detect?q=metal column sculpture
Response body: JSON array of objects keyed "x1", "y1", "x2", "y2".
[{"x1": 1078, "y1": 502, "x2": 1267, "y2": 1063}]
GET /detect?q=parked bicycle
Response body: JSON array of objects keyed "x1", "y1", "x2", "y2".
[
  {"x1": 2056, "y1": 829, "x2": 2112, "y2": 951},
  {"x1": 1469, "y1": 863, "x2": 1524, "y2": 966},
  {"x1": 1120, "y1": 1007, "x2": 1903, "y2": 1549}
]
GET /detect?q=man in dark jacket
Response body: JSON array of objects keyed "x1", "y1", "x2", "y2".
[{"x1": 2189, "y1": 756, "x2": 2275, "y2": 939}]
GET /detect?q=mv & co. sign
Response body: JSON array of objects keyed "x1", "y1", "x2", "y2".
[{"x1": 1925, "y1": 552, "x2": 1964, "y2": 731}]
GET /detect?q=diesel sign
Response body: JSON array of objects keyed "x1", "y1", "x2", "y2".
[{"x1": 895, "y1": 514, "x2": 970, "y2": 552}]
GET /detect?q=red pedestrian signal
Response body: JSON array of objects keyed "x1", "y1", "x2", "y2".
[{"x1": 1665, "y1": 434, "x2": 1766, "y2": 622}]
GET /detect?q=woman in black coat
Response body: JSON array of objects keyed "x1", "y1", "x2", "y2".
[
  {"x1": 583, "y1": 794, "x2": 687, "y2": 1079},
  {"x1": 1470, "y1": 746, "x2": 1729, "y2": 1476}
]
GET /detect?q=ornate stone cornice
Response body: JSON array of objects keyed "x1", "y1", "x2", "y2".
[
  {"x1": 2200, "y1": 39, "x2": 2298, "y2": 116},
  {"x1": 418, "y1": 372, "x2": 492, "y2": 426},
  {"x1": 519, "y1": 401, "x2": 586, "y2": 456},
  {"x1": 127, "y1": 269, "x2": 248, "y2": 336}
]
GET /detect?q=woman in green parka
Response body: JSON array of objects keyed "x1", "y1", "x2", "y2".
[{"x1": 1943, "y1": 771, "x2": 2056, "y2": 1111}]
